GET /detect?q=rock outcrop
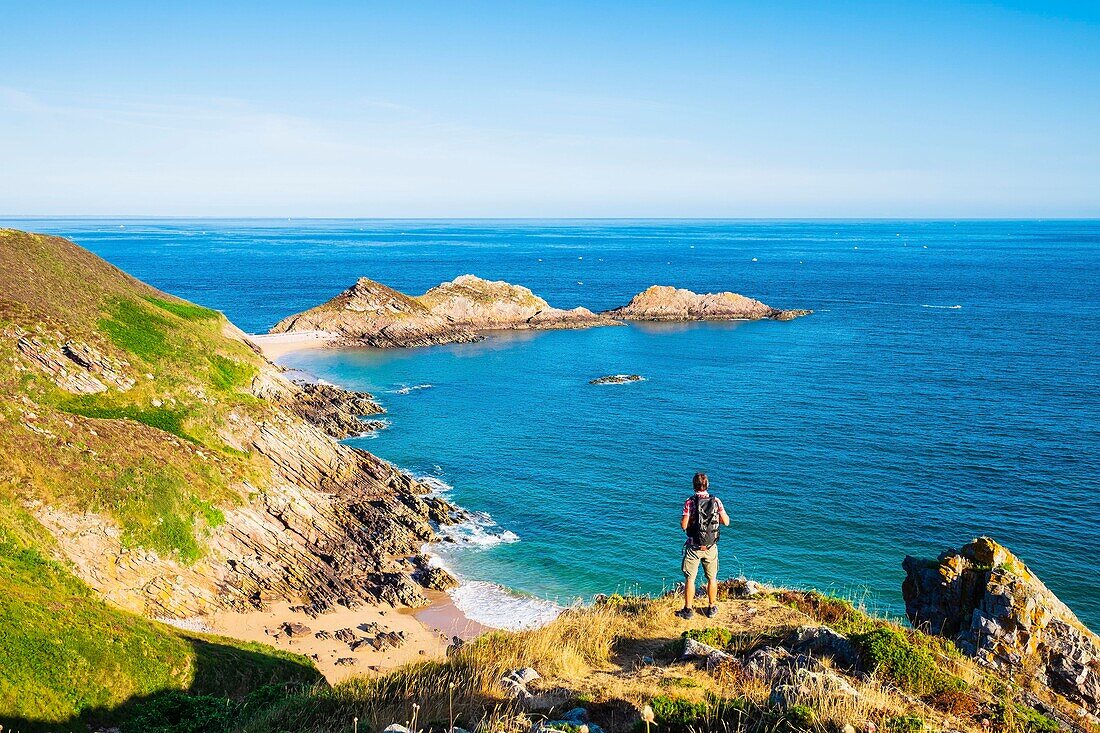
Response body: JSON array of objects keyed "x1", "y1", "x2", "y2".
[
  {"x1": 11, "y1": 327, "x2": 137, "y2": 394},
  {"x1": 903, "y1": 536, "x2": 1100, "y2": 718},
  {"x1": 276, "y1": 379, "x2": 385, "y2": 438},
  {"x1": 418, "y1": 275, "x2": 618, "y2": 331},
  {"x1": 589, "y1": 374, "x2": 644, "y2": 385},
  {"x1": 271, "y1": 276, "x2": 809, "y2": 348},
  {"x1": 605, "y1": 285, "x2": 811, "y2": 322}
]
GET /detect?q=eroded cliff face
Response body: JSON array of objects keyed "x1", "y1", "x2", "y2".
[
  {"x1": 271, "y1": 276, "x2": 809, "y2": 347},
  {"x1": 0, "y1": 230, "x2": 460, "y2": 625},
  {"x1": 14, "y1": 331, "x2": 460, "y2": 620},
  {"x1": 903, "y1": 537, "x2": 1100, "y2": 719}
]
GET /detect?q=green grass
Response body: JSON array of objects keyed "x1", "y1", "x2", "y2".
[
  {"x1": 1009, "y1": 704, "x2": 1060, "y2": 733},
  {"x1": 208, "y1": 353, "x2": 257, "y2": 392},
  {"x1": 683, "y1": 627, "x2": 734, "y2": 650},
  {"x1": 100, "y1": 298, "x2": 257, "y2": 398},
  {"x1": 644, "y1": 695, "x2": 752, "y2": 733},
  {"x1": 886, "y1": 715, "x2": 925, "y2": 732},
  {"x1": 100, "y1": 298, "x2": 175, "y2": 363},
  {"x1": 145, "y1": 296, "x2": 220, "y2": 322},
  {"x1": 111, "y1": 462, "x2": 226, "y2": 563},
  {"x1": 59, "y1": 397, "x2": 196, "y2": 442},
  {"x1": 0, "y1": 504, "x2": 319, "y2": 730},
  {"x1": 193, "y1": 498, "x2": 226, "y2": 529}
]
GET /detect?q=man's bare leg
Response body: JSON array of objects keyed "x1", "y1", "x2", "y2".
[
  {"x1": 684, "y1": 579, "x2": 695, "y2": 610},
  {"x1": 708, "y1": 577, "x2": 718, "y2": 608}
]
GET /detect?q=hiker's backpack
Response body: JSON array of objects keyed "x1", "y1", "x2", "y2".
[{"x1": 688, "y1": 495, "x2": 721, "y2": 547}]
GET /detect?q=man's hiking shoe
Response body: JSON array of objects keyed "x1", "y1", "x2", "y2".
[
  {"x1": 676, "y1": 607, "x2": 694, "y2": 619},
  {"x1": 705, "y1": 606, "x2": 718, "y2": 619}
]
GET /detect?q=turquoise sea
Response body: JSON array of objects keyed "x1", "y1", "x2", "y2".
[{"x1": 8, "y1": 219, "x2": 1098, "y2": 629}]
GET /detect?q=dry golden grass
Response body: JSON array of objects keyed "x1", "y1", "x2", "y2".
[{"x1": 242, "y1": 590, "x2": 1070, "y2": 733}]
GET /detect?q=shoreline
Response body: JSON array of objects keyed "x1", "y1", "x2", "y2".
[
  {"x1": 200, "y1": 591, "x2": 489, "y2": 684},
  {"x1": 248, "y1": 330, "x2": 337, "y2": 360},
  {"x1": 204, "y1": 340, "x2": 499, "y2": 684},
  {"x1": 202, "y1": 595, "x2": 483, "y2": 684}
]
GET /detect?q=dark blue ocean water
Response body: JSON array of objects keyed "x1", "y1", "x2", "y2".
[{"x1": 7, "y1": 218, "x2": 1098, "y2": 628}]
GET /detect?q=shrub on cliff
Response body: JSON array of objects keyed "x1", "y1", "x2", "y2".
[
  {"x1": 643, "y1": 695, "x2": 752, "y2": 733},
  {"x1": 852, "y1": 626, "x2": 966, "y2": 698},
  {"x1": 683, "y1": 627, "x2": 733, "y2": 650}
]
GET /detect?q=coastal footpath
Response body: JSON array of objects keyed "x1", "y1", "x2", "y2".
[{"x1": 269, "y1": 274, "x2": 811, "y2": 348}]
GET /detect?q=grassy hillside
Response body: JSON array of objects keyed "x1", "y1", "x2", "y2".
[
  {"x1": 0, "y1": 229, "x2": 320, "y2": 728},
  {"x1": 0, "y1": 229, "x2": 277, "y2": 564}
]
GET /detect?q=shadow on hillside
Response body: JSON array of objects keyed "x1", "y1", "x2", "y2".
[{"x1": 0, "y1": 633, "x2": 323, "y2": 733}]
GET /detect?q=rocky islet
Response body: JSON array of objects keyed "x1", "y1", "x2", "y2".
[{"x1": 270, "y1": 274, "x2": 811, "y2": 347}]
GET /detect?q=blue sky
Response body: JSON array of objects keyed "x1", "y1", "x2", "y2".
[{"x1": 2, "y1": 1, "x2": 1098, "y2": 217}]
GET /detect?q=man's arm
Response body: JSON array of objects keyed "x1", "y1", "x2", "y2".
[
  {"x1": 681, "y1": 514, "x2": 690, "y2": 530},
  {"x1": 718, "y1": 499, "x2": 731, "y2": 526}
]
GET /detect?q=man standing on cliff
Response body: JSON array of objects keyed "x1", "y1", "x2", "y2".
[{"x1": 678, "y1": 472, "x2": 730, "y2": 619}]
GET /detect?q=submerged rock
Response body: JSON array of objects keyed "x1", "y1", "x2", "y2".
[
  {"x1": 279, "y1": 380, "x2": 385, "y2": 439},
  {"x1": 589, "y1": 374, "x2": 644, "y2": 385},
  {"x1": 903, "y1": 536, "x2": 1100, "y2": 718}
]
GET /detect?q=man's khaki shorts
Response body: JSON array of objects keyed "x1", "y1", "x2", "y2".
[{"x1": 682, "y1": 543, "x2": 718, "y2": 586}]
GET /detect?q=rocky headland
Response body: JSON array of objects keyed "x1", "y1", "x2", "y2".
[
  {"x1": 904, "y1": 536, "x2": 1100, "y2": 720},
  {"x1": 269, "y1": 275, "x2": 810, "y2": 348},
  {"x1": 0, "y1": 230, "x2": 464, "y2": 671}
]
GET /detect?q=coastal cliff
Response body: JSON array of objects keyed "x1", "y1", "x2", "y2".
[
  {"x1": 0, "y1": 229, "x2": 461, "y2": 725},
  {"x1": 270, "y1": 275, "x2": 809, "y2": 347}
]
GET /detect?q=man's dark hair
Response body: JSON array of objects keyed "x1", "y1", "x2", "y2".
[{"x1": 693, "y1": 472, "x2": 709, "y2": 493}]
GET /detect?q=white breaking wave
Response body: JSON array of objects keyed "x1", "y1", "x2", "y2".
[
  {"x1": 436, "y1": 510, "x2": 520, "y2": 549},
  {"x1": 412, "y1": 469, "x2": 558, "y2": 631},
  {"x1": 415, "y1": 473, "x2": 454, "y2": 494},
  {"x1": 450, "y1": 581, "x2": 565, "y2": 630},
  {"x1": 920, "y1": 304, "x2": 962, "y2": 309},
  {"x1": 394, "y1": 383, "x2": 433, "y2": 395}
]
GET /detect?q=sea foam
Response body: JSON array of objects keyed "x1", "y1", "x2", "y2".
[
  {"x1": 436, "y1": 510, "x2": 521, "y2": 549},
  {"x1": 449, "y1": 581, "x2": 565, "y2": 630},
  {"x1": 394, "y1": 383, "x2": 434, "y2": 395}
]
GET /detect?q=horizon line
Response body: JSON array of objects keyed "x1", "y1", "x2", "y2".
[{"x1": 4, "y1": 215, "x2": 1100, "y2": 222}]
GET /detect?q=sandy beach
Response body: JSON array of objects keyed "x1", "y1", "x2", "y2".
[
  {"x1": 206, "y1": 593, "x2": 488, "y2": 683},
  {"x1": 248, "y1": 330, "x2": 337, "y2": 360}
]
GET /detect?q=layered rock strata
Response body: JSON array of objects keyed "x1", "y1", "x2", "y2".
[{"x1": 13, "y1": 322, "x2": 460, "y2": 620}]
